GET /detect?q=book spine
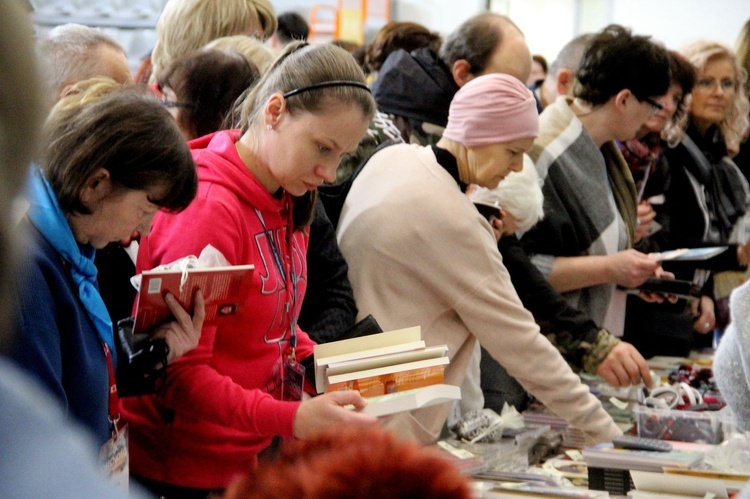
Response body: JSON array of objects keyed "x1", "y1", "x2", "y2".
[{"x1": 327, "y1": 365, "x2": 445, "y2": 398}]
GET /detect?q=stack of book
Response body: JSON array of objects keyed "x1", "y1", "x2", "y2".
[
  {"x1": 583, "y1": 442, "x2": 705, "y2": 473},
  {"x1": 628, "y1": 469, "x2": 737, "y2": 498},
  {"x1": 584, "y1": 443, "x2": 705, "y2": 495},
  {"x1": 313, "y1": 326, "x2": 461, "y2": 417}
]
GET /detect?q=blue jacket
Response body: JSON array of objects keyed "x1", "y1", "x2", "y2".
[{"x1": 11, "y1": 218, "x2": 111, "y2": 444}]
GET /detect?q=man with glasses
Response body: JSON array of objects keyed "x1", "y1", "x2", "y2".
[{"x1": 521, "y1": 25, "x2": 672, "y2": 338}]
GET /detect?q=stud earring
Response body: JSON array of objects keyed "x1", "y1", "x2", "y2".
[{"x1": 266, "y1": 124, "x2": 274, "y2": 131}]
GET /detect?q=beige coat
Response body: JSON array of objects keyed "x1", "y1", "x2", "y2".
[{"x1": 337, "y1": 143, "x2": 621, "y2": 445}]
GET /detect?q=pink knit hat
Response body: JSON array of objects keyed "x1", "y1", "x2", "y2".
[{"x1": 442, "y1": 73, "x2": 539, "y2": 147}]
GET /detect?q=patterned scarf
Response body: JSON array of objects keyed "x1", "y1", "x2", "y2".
[
  {"x1": 602, "y1": 142, "x2": 638, "y2": 248},
  {"x1": 682, "y1": 125, "x2": 750, "y2": 242},
  {"x1": 618, "y1": 133, "x2": 662, "y2": 186}
]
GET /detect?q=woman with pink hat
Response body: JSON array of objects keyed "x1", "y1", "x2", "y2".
[{"x1": 336, "y1": 73, "x2": 621, "y2": 446}]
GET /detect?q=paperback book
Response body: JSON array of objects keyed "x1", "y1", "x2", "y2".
[
  {"x1": 314, "y1": 326, "x2": 460, "y2": 417},
  {"x1": 133, "y1": 264, "x2": 255, "y2": 334}
]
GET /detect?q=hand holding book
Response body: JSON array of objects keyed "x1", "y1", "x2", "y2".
[
  {"x1": 131, "y1": 245, "x2": 255, "y2": 334},
  {"x1": 292, "y1": 390, "x2": 377, "y2": 439},
  {"x1": 149, "y1": 290, "x2": 205, "y2": 364}
]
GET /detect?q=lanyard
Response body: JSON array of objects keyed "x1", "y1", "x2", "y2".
[
  {"x1": 102, "y1": 342, "x2": 121, "y2": 436},
  {"x1": 255, "y1": 208, "x2": 298, "y2": 352}
]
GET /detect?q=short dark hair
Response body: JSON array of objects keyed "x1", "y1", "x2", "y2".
[
  {"x1": 439, "y1": 13, "x2": 519, "y2": 75},
  {"x1": 668, "y1": 50, "x2": 696, "y2": 123},
  {"x1": 366, "y1": 22, "x2": 442, "y2": 73},
  {"x1": 532, "y1": 54, "x2": 548, "y2": 73},
  {"x1": 276, "y1": 12, "x2": 309, "y2": 44},
  {"x1": 159, "y1": 49, "x2": 260, "y2": 139},
  {"x1": 575, "y1": 25, "x2": 670, "y2": 106},
  {"x1": 42, "y1": 87, "x2": 197, "y2": 214}
]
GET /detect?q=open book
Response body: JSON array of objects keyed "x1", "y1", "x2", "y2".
[
  {"x1": 313, "y1": 326, "x2": 461, "y2": 417},
  {"x1": 133, "y1": 264, "x2": 255, "y2": 334}
]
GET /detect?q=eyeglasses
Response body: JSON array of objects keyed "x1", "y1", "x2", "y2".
[
  {"x1": 639, "y1": 96, "x2": 664, "y2": 116},
  {"x1": 695, "y1": 78, "x2": 737, "y2": 94},
  {"x1": 159, "y1": 97, "x2": 194, "y2": 109}
]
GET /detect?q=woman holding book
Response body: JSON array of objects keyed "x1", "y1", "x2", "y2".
[
  {"x1": 10, "y1": 83, "x2": 205, "y2": 452},
  {"x1": 631, "y1": 42, "x2": 750, "y2": 355},
  {"x1": 660, "y1": 41, "x2": 750, "y2": 270},
  {"x1": 121, "y1": 42, "x2": 378, "y2": 497}
]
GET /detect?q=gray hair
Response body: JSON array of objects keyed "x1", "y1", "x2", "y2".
[
  {"x1": 470, "y1": 155, "x2": 544, "y2": 235},
  {"x1": 36, "y1": 23, "x2": 126, "y2": 103},
  {"x1": 547, "y1": 33, "x2": 593, "y2": 77}
]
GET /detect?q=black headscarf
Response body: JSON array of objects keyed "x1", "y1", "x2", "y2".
[{"x1": 371, "y1": 48, "x2": 459, "y2": 127}]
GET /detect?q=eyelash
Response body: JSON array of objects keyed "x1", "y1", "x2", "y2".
[{"x1": 319, "y1": 145, "x2": 332, "y2": 154}]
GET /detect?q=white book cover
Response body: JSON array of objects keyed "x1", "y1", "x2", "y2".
[
  {"x1": 630, "y1": 470, "x2": 728, "y2": 499},
  {"x1": 325, "y1": 345, "x2": 448, "y2": 377},
  {"x1": 649, "y1": 246, "x2": 727, "y2": 262},
  {"x1": 582, "y1": 444, "x2": 704, "y2": 472},
  {"x1": 360, "y1": 384, "x2": 461, "y2": 418}
]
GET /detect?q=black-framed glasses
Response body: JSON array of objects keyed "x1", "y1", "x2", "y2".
[
  {"x1": 640, "y1": 97, "x2": 664, "y2": 116},
  {"x1": 159, "y1": 97, "x2": 194, "y2": 109}
]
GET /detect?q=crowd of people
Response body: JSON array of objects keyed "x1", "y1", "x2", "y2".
[{"x1": 2, "y1": 0, "x2": 750, "y2": 496}]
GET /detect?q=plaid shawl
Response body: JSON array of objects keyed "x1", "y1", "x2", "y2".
[{"x1": 522, "y1": 97, "x2": 637, "y2": 325}]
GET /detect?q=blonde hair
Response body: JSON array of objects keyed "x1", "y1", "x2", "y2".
[
  {"x1": 736, "y1": 19, "x2": 750, "y2": 98},
  {"x1": 51, "y1": 77, "x2": 123, "y2": 115},
  {"x1": 239, "y1": 43, "x2": 375, "y2": 133},
  {"x1": 238, "y1": 42, "x2": 375, "y2": 229},
  {"x1": 205, "y1": 35, "x2": 275, "y2": 74},
  {"x1": 680, "y1": 40, "x2": 750, "y2": 150},
  {"x1": 150, "y1": 0, "x2": 277, "y2": 82}
]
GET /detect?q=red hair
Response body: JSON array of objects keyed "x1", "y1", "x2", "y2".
[{"x1": 223, "y1": 427, "x2": 472, "y2": 498}]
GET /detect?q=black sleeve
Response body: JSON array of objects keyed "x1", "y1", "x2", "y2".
[
  {"x1": 499, "y1": 235, "x2": 600, "y2": 367},
  {"x1": 298, "y1": 197, "x2": 358, "y2": 344},
  {"x1": 95, "y1": 244, "x2": 137, "y2": 324}
]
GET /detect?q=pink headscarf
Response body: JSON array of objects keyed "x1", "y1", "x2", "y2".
[{"x1": 442, "y1": 73, "x2": 539, "y2": 147}]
